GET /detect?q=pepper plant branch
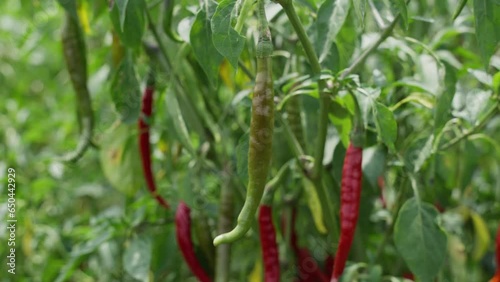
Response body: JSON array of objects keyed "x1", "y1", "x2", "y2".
[
  {"x1": 215, "y1": 165, "x2": 234, "y2": 282},
  {"x1": 339, "y1": 14, "x2": 400, "y2": 80},
  {"x1": 277, "y1": 0, "x2": 330, "y2": 181},
  {"x1": 439, "y1": 103, "x2": 499, "y2": 151}
]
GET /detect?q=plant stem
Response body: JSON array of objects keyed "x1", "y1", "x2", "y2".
[
  {"x1": 339, "y1": 14, "x2": 400, "y2": 80},
  {"x1": 277, "y1": 0, "x2": 330, "y2": 181}
]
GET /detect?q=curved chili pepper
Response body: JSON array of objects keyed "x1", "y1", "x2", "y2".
[
  {"x1": 60, "y1": 11, "x2": 94, "y2": 162},
  {"x1": 162, "y1": 0, "x2": 183, "y2": 43},
  {"x1": 138, "y1": 72, "x2": 169, "y2": 209},
  {"x1": 213, "y1": 0, "x2": 274, "y2": 246},
  {"x1": 259, "y1": 205, "x2": 280, "y2": 282},
  {"x1": 175, "y1": 201, "x2": 212, "y2": 282},
  {"x1": 331, "y1": 143, "x2": 363, "y2": 282}
]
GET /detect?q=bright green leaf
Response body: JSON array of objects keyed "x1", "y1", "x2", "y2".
[{"x1": 394, "y1": 198, "x2": 447, "y2": 282}]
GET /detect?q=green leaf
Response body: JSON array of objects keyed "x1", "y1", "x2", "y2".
[
  {"x1": 452, "y1": 0, "x2": 469, "y2": 20},
  {"x1": 374, "y1": 102, "x2": 397, "y2": 152},
  {"x1": 99, "y1": 122, "x2": 143, "y2": 196},
  {"x1": 362, "y1": 145, "x2": 386, "y2": 188},
  {"x1": 110, "y1": 0, "x2": 146, "y2": 49},
  {"x1": 352, "y1": 0, "x2": 366, "y2": 29},
  {"x1": 473, "y1": 0, "x2": 500, "y2": 67},
  {"x1": 413, "y1": 134, "x2": 434, "y2": 173},
  {"x1": 391, "y1": 0, "x2": 408, "y2": 29},
  {"x1": 329, "y1": 95, "x2": 354, "y2": 146},
  {"x1": 211, "y1": 0, "x2": 245, "y2": 69},
  {"x1": 394, "y1": 198, "x2": 447, "y2": 282},
  {"x1": 123, "y1": 235, "x2": 152, "y2": 282},
  {"x1": 190, "y1": 1, "x2": 223, "y2": 88},
  {"x1": 434, "y1": 63, "x2": 456, "y2": 131},
  {"x1": 110, "y1": 53, "x2": 141, "y2": 124},
  {"x1": 165, "y1": 87, "x2": 196, "y2": 156},
  {"x1": 315, "y1": 0, "x2": 351, "y2": 63}
]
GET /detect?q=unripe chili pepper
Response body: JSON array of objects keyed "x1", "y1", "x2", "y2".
[
  {"x1": 213, "y1": 0, "x2": 274, "y2": 246},
  {"x1": 175, "y1": 201, "x2": 212, "y2": 282},
  {"x1": 331, "y1": 143, "x2": 363, "y2": 282},
  {"x1": 259, "y1": 205, "x2": 280, "y2": 282},
  {"x1": 60, "y1": 11, "x2": 94, "y2": 162},
  {"x1": 138, "y1": 71, "x2": 169, "y2": 209}
]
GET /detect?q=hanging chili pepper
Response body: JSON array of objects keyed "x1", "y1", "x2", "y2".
[
  {"x1": 331, "y1": 142, "x2": 363, "y2": 282},
  {"x1": 60, "y1": 11, "x2": 94, "y2": 162},
  {"x1": 259, "y1": 205, "x2": 280, "y2": 282},
  {"x1": 138, "y1": 71, "x2": 169, "y2": 209},
  {"x1": 213, "y1": 0, "x2": 274, "y2": 246},
  {"x1": 175, "y1": 201, "x2": 212, "y2": 282},
  {"x1": 162, "y1": 0, "x2": 183, "y2": 43}
]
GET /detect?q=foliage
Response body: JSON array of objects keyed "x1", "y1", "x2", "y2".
[{"x1": 0, "y1": 0, "x2": 499, "y2": 281}]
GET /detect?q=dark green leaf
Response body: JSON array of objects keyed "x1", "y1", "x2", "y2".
[
  {"x1": 190, "y1": 0, "x2": 223, "y2": 88},
  {"x1": 315, "y1": 0, "x2": 351, "y2": 63},
  {"x1": 110, "y1": 0, "x2": 146, "y2": 49},
  {"x1": 473, "y1": 0, "x2": 500, "y2": 67},
  {"x1": 211, "y1": 0, "x2": 245, "y2": 69},
  {"x1": 434, "y1": 63, "x2": 456, "y2": 131},
  {"x1": 394, "y1": 198, "x2": 447, "y2": 282},
  {"x1": 374, "y1": 102, "x2": 397, "y2": 151},
  {"x1": 392, "y1": 0, "x2": 408, "y2": 29},
  {"x1": 110, "y1": 54, "x2": 141, "y2": 124}
]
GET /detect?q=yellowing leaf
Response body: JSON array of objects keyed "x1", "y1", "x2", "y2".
[
  {"x1": 248, "y1": 258, "x2": 262, "y2": 282},
  {"x1": 470, "y1": 211, "x2": 490, "y2": 261},
  {"x1": 77, "y1": 0, "x2": 91, "y2": 34},
  {"x1": 303, "y1": 178, "x2": 327, "y2": 234}
]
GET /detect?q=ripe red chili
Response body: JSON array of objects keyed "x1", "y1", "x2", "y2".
[
  {"x1": 259, "y1": 205, "x2": 280, "y2": 282},
  {"x1": 175, "y1": 201, "x2": 212, "y2": 282},
  {"x1": 138, "y1": 73, "x2": 169, "y2": 209},
  {"x1": 331, "y1": 143, "x2": 363, "y2": 282}
]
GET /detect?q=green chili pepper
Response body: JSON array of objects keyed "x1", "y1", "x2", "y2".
[
  {"x1": 60, "y1": 11, "x2": 94, "y2": 162},
  {"x1": 213, "y1": 0, "x2": 274, "y2": 246}
]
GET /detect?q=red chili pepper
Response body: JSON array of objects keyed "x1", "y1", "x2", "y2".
[
  {"x1": 331, "y1": 143, "x2": 363, "y2": 282},
  {"x1": 324, "y1": 255, "x2": 334, "y2": 277},
  {"x1": 175, "y1": 201, "x2": 212, "y2": 282},
  {"x1": 402, "y1": 272, "x2": 415, "y2": 280},
  {"x1": 138, "y1": 74, "x2": 169, "y2": 209},
  {"x1": 259, "y1": 205, "x2": 280, "y2": 282}
]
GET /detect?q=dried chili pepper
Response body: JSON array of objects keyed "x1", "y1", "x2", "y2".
[
  {"x1": 175, "y1": 201, "x2": 212, "y2": 282},
  {"x1": 259, "y1": 205, "x2": 280, "y2": 282},
  {"x1": 138, "y1": 71, "x2": 169, "y2": 209},
  {"x1": 331, "y1": 142, "x2": 363, "y2": 282},
  {"x1": 213, "y1": 0, "x2": 274, "y2": 246},
  {"x1": 60, "y1": 11, "x2": 94, "y2": 162}
]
